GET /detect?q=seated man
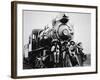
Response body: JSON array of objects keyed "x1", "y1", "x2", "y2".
[{"x1": 68, "y1": 41, "x2": 80, "y2": 66}]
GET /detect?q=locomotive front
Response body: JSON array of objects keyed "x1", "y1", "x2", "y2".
[
  {"x1": 53, "y1": 14, "x2": 74, "y2": 41},
  {"x1": 39, "y1": 14, "x2": 74, "y2": 47}
]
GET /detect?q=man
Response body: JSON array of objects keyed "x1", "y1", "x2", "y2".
[
  {"x1": 51, "y1": 39, "x2": 60, "y2": 66},
  {"x1": 61, "y1": 41, "x2": 69, "y2": 67},
  {"x1": 68, "y1": 41, "x2": 80, "y2": 66},
  {"x1": 77, "y1": 42, "x2": 87, "y2": 65}
]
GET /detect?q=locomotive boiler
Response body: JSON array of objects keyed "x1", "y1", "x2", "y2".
[{"x1": 24, "y1": 14, "x2": 87, "y2": 68}]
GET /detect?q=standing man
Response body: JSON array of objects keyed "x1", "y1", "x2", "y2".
[{"x1": 51, "y1": 39, "x2": 60, "y2": 67}]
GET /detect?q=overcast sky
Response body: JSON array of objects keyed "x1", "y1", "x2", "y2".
[{"x1": 23, "y1": 10, "x2": 91, "y2": 54}]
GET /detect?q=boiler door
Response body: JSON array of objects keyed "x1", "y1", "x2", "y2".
[{"x1": 57, "y1": 25, "x2": 72, "y2": 40}]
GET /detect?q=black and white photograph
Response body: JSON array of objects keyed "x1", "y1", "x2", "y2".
[
  {"x1": 23, "y1": 11, "x2": 90, "y2": 69},
  {"x1": 11, "y1": 1, "x2": 97, "y2": 78}
]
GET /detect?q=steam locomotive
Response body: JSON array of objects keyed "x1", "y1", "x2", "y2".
[{"x1": 24, "y1": 14, "x2": 87, "y2": 68}]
